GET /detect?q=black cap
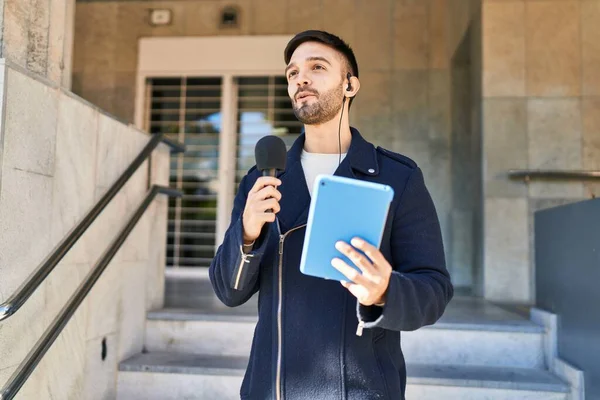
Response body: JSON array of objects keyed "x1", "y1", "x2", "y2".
[{"x1": 255, "y1": 135, "x2": 287, "y2": 172}]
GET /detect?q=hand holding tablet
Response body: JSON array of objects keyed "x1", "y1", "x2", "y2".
[{"x1": 299, "y1": 175, "x2": 394, "y2": 284}]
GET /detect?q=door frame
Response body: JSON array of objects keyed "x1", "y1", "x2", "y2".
[{"x1": 134, "y1": 35, "x2": 292, "y2": 276}]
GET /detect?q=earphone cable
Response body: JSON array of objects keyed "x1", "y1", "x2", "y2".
[{"x1": 338, "y1": 96, "x2": 346, "y2": 167}]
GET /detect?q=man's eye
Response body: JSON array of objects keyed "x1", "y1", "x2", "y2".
[
  {"x1": 288, "y1": 71, "x2": 297, "y2": 78},
  {"x1": 313, "y1": 65, "x2": 324, "y2": 70}
]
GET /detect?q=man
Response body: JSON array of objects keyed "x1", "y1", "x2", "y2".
[{"x1": 209, "y1": 30, "x2": 453, "y2": 400}]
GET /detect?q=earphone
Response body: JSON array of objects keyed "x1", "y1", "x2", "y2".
[{"x1": 346, "y1": 72, "x2": 353, "y2": 91}]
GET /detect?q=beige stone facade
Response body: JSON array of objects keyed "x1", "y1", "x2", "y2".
[
  {"x1": 70, "y1": 0, "x2": 600, "y2": 303},
  {"x1": 482, "y1": 0, "x2": 600, "y2": 302},
  {"x1": 1, "y1": 0, "x2": 75, "y2": 88},
  {"x1": 73, "y1": 0, "x2": 485, "y2": 296}
]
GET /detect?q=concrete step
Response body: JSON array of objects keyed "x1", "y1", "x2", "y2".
[
  {"x1": 145, "y1": 302, "x2": 547, "y2": 369},
  {"x1": 116, "y1": 352, "x2": 569, "y2": 400},
  {"x1": 406, "y1": 364, "x2": 569, "y2": 400}
]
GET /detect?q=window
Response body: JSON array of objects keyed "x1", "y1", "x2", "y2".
[
  {"x1": 235, "y1": 76, "x2": 301, "y2": 188},
  {"x1": 145, "y1": 75, "x2": 301, "y2": 269}
]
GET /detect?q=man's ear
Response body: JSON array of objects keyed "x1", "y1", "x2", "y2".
[{"x1": 345, "y1": 76, "x2": 360, "y2": 98}]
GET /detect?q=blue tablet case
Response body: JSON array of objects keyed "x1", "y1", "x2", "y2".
[{"x1": 299, "y1": 175, "x2": 394, "y2": 282}]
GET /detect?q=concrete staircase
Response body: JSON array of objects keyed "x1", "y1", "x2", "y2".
[{"x1": 116, "y1": 275, "x2": 572, "y2": 400}]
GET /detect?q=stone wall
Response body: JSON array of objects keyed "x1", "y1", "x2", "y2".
[
  {"x1": 72, "y1": 0, "x2": 600, "y2": 303},
  {"x1": 482, "y1": 0, "x2": 600, "y2": 303},
  {"x1": 72, "y1": 0, "x2": 480, "y2": 292},
  {"x1": 0, "y1": 60, "x2": 169, "y2": 399},
  {"x1": 1, "y1": 0, "x2": 75, "y2": 88},
  {"x1": 447, "y1": 0, "x2": 484, "y2": 294}
]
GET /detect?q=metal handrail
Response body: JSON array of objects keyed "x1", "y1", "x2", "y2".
[
  {"x1": 0, "y1": 133, "x2": 184, "y2": 322},
  {"x1": 160, "y1": 136, "x2": 186, "y2": 153},
  {"x1": 0, "y1": 185, "x2": 182, "y2": 400},
  {"x1": 508, "y1": 169, "x2": 600, "y2": 181}
]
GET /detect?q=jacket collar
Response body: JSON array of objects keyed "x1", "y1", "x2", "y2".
[
  {"x1": 283, "y1": 126, "x2": 380, "y2": 178},
  {"x1": 275, "y1": 127, "x2": 379, "y2": 232}
]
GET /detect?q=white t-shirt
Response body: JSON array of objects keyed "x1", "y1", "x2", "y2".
[{"x1": 301, "y1": 150, "x2": 348, "y2": 196}]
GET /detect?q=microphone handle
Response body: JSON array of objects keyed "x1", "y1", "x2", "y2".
[
  {"x1": 262, "y1": 169, "x2": 278, "y2": 213},
  {"x1": 262, "y1": 168, "x2": 277, "y2": 177}
]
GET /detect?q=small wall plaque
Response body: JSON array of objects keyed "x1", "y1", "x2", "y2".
[{"x1": 149, "y1": 9, "x2": 172, "y2": 26}]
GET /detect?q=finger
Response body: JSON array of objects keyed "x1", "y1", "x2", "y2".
[
  {"x1": 340, "y1": 281, "x2": 372, "y2": 305},
  {"x1": 350, "y1": 237, "x2": 386, "y2": 267},
  {"x1": 346, "y1": 284, "x2": 368, "y2": 303},
  {"x1": 261, "y1": 212, "x2": 276, "y2": 223},
  {"x1": 249, "y1": 177, "x2": 282, "y2": 195},
  {"x1": 257, "y1": 198, "x2": 280, "y2": 213},
  {"x1": 255, "y1": 185, "x2": 282, "y2": 202},
  {"x1": 335, "y1": 241, "x2": 377, "y2": 277},
  {"x1": 331, "y1": 258, "x2": 371, "y2": 287}
]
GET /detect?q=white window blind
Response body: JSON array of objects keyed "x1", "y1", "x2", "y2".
[{"x1": 234, "y1": 76, "x2": 301, "y2": 189}]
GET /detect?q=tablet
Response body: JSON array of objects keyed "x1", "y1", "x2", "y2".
[{"x1": 299, "y1": 174, "x2": 394, "y2": 282}]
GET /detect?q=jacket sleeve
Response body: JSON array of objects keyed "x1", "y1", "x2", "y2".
[
  {"x1": 209, "y1": 173, "x2": 272, "y2": 307},
  {"x1": 357, "y1": 167, "x2": 454, "y2": 332}
]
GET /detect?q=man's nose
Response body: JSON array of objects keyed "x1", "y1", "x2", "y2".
[{"x1": 296, "y1": 71, "x2": 311, "y2": 87}]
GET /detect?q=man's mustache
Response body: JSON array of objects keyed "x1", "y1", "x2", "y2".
[{"x1": 295, "y1": 88, "x2": 319, "y2": 99}]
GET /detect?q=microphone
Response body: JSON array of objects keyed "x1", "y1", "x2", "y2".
[
  {"x1": 255, "y1": 135, "x2": 287, "y2": 177},
  {"x1": 255, "y1": 135, "x2": 287, "y2": 214}
]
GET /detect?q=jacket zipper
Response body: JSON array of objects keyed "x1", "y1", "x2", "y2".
[
  {"x1": 275, "y1": 223, "x2": 306, "y2": 400},
  {"x1": 233, "y1": 245, "x2": 253, "y2": 290},
  {"x1": 356, "y1": 319, "x2": 365, "y2": 336}
]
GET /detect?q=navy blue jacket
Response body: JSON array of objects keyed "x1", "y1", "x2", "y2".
[{"x1": 209, "y1": 128, "x2": 454, "y2": 400}]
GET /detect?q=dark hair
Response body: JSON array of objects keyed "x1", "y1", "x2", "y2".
[{"x1": 284, "y1": 30, "x2": 359, "y2": 108}]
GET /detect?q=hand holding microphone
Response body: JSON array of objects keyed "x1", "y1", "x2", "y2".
[
  {"x1": 242, "y1": 136, "x2": 287, "y2": 244},
  {"x1": 242, "y1": 177, "x2": 282, "y2": 243}
]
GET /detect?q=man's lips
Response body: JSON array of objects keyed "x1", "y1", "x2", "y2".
[{"x1": 296, "y1": 92, "x2": 317, "y2": 100}]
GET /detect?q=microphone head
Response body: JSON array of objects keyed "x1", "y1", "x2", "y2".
[{"x1": 255, "y1": 135, "x2": 287, "y2": 173}]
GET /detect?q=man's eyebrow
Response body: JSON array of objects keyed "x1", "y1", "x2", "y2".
[
  {"x1": 306, "y1": 56, "x2": 332, "y2": 66},
  {"x1": 285, "y1": 62, "x2": 297, "y2": 76},
  {"x1": 285, "y1": 56, "x2": 333, "y2": 75}
]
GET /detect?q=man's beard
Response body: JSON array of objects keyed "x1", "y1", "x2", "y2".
[{"x1": 292, "y1": 85, "x2": 343, "y2": 125}]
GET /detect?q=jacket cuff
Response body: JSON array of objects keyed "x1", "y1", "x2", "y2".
[
  {"x1": 357, "y1": 272, "x2": 401, "y2": 330},
  {"x1": 230, "y1": 216, "x2": 271, "y2": 291}
]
